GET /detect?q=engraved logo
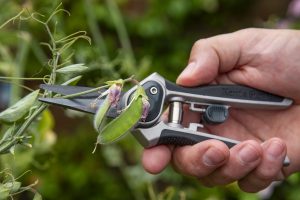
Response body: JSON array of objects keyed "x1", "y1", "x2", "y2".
[{"x1": 222, "y1": 87, "x2": 267, "y2": 100}]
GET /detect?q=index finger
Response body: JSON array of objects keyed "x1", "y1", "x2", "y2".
[{"x1": 176, "y1": 30, "x2": 247, "y2": 86}]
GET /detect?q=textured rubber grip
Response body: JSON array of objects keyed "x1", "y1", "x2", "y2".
[
  {"x1": 165, "y1": 80, "x2": 284, "y2": 102},
  {"x1": 157, "y1": 129, "x2": 237, "y2": 148}
]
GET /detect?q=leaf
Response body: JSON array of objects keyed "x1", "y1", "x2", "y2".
[
  {"x1": 96, "y1": 86, "x2": 145, "y2": 145},
  {"x1": 61, "y1": 75, "x2": 82, "y2": 85},
  {"x1": 0, "y1": 125, "x2": 15, "y2": 143},
  {"x1": 3, "y1": 181, "x2": 21, "y2": 193},
  {"x1": 93, "y1": 96, "x2": 111, "y2": 132},
  {"x1": 33, "y1": 192, "x2": 43, "y2": 200},
  {"x1": 56, "y1": 63, "x2": 88, "y2": 74},
  {"x1": 0, "y1": 90, "x2": 40, "y2": 123},
  {"x1": 0, "y1": 184, "x2": 9, "y2": 200}
]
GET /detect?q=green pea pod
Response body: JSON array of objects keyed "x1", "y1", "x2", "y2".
[
  {"x1": 96, "y1": 86, "x2": 146, "y2": 144},
  {"x1": 93, "y1": 96, "x2": 111, "y2": 132},
  {"x1": 0, "y1": 90, "x2": 40, "y2": 123},
  {"x1": 56, "y1": 63, "x2": 88, "y2": 74},
  {"x1": 61, "y1": 75, "x2": 82, "y2": 85}
]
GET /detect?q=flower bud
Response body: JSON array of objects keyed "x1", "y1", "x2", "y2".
[
  {"x1": 108, "y1": 84, "x2": 122, "y2": 107},
  {"x1": 141, "y1": 98, "x2": 150, "y2": 121}
]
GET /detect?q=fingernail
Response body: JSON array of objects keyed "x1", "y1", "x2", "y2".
[
  {"x1": 266, "y1": 141, "x2": 284, "y2": 159},
  {"x1": 203, "y1": 147, "x2": 226, "y2": 166},
  {"x1": 238, "y1": 144, "x2": 260, "y2": 164},
  {"x1": 178, "y1": 62, "x2": 196, "y2": 80}
]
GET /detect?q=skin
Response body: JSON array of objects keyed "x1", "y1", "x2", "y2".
[{"x1": 142, "y1": 28, "x2": 300, "y2": 192}]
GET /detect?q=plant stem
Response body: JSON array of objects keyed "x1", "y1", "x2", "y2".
[
  {"x1": 147, "y1": 183, "x2": 157, "y2": 200},
  {"x1": 0, "y1": 9, "x2": 25, "y2": 29},
  {"x1": 50, "y1": 53, "x2": 59, "y2": 85},
  {"x1": 45, "y1": 24, "x2": 56, "y2": 49},
  {"x1": 61, "y1": 85, "x2": 110, "y2": 99},
  {"x1": 0, "y1": 77, "x2": 47, "y2": 81},
  {"x1": 84, "y1": 0, "x2": 109, "y2": 58},
  {"x1": 60, "y1": 75, "x2": 135, "y2": 99},
  {"x1": 0, "y1": 80, "x2": 35, "y2": 92},
  {"x1": 10, "y1": 32, "x2": 30, "y2": 105},
  {"x1": 0, "y1": 16, "x2": 59, "y2": 153},
  {"x1": 105, "y1": 0, "x2": 136, "y2": 66}
]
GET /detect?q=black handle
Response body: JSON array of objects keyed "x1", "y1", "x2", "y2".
[
  {"x1": 164, "y1": 80, "x2": 292, "y2": 108},
  {"x1": 157, "y1": 129, "x2": 290, "y2": 166},
  {"x1": 157, "y1": 129, "x2": 238, "y2": 148}
]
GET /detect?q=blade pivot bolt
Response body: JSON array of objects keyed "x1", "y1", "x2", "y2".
[{"x1": 150, "y1": 87, "x2": 158, "y2": 95}]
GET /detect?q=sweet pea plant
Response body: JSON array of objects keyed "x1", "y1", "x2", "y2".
[{"x1": 0, "y1": 4, "x2": 151, "y2": 199}]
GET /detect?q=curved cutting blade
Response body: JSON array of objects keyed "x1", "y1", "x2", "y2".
[{"x1": 39, "y1": 97, "x2": 121, "y2": 118}]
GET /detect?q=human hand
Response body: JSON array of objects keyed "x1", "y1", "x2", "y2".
[{"x1": 142, "y1": 28, "x2": 300, "y2": 192}]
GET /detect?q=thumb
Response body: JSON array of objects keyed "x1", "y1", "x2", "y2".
[{"x1": 176, "y1": 32, "x2": 242, "y2": 86}]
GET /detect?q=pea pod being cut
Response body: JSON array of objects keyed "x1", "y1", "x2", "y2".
[
  {"x1": 96, "y1": 85, "x2": 148, "y2": 145},
  {"x1": 93, "y1": 82, "x2": 124, "y2": 132},
  {"x1": 93, "y1": 96, "x2": 111, "y2": 132}
]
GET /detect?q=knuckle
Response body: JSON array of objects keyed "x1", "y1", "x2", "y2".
[
  {"x1": 215, "y1": 171, "x2": 236, "y2": 185},
  {"x1": 270, "y1": 137, "x2": 285, "y2": 145},
  {"x1": 172, "y1": 153, "x2": 186, "y2": 173},
  {"x1": 255, "y1": 168, "x2": 278, "y2": 181},
  {"x1": 172, "y1": 147, "x2": 202, "y2": 177},
  {"x1": 236, "y1": 28, "x2": 258, "y2": 35},
  {"x1": 193, "y1": 39, "x2": 208, "y2": 50}
]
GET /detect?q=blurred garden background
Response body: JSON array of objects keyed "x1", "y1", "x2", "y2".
[{"x1": 0, "y1": 0, "x2": 300, "y2": 199}]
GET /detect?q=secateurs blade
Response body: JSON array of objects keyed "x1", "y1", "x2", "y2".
[{"x1": 39, "y1": 73, "x2": 293, "y2": 166}]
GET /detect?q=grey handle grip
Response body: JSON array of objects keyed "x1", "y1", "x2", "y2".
[{"x1": 164, "y1": 80, "x2": 293, "y2": 109}]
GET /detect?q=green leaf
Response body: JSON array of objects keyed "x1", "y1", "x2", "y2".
[
  {"x1": 96, "y1": 86, "x2": 145, "y2": 145},
  {"x1": 3, "y1": 181, "x2": 21, "y2": 193},
  {"x1": 33, "y1": 192, "x2": 42, "y2": 200},
  {"x1": 56, "y1": 63, "x2": 88, "y2": 74},
  {"x1": 0, "y1": 90, "x2": 40, "y2": 123},
  {"x1": 0, "y1": 125, "x2": 15, "y2": 143},
  {"x1": 61, "y1": 75, "x2": 82, "y2": 86},
  {"x1": 0, "y1": 184, "x2": 9, "y2": 200}
]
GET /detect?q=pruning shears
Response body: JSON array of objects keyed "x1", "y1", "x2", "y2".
[{"x1": 39, "y1": 73, "x2": 292, "y2": 166}]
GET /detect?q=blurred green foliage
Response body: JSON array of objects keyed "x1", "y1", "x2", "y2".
[{"x1": 0, "y1": 0, "x2": 299, "y2": 199}]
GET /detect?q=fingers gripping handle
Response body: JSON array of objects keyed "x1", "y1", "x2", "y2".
[
  {"x1": 135, "y1": 122, "x2": 290, "y2": 166},
  {"x1": 156, "y1": 129, "x2": 290, "y2": 167},
  {"x1": 164, "y1": 80, "x2": 292, "y2": 109}
]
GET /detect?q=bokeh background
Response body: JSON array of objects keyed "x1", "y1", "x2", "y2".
[{"x1": 0, "y1": 0, "x2": 300, "y2": 199}]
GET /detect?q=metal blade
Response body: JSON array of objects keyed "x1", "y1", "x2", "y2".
[
  {"x1": 40, "y1": 84, "x2": 102, "y2": 98},
  {"x1": 39, "y1": 97, "x2": 121, "y2": 118}
]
